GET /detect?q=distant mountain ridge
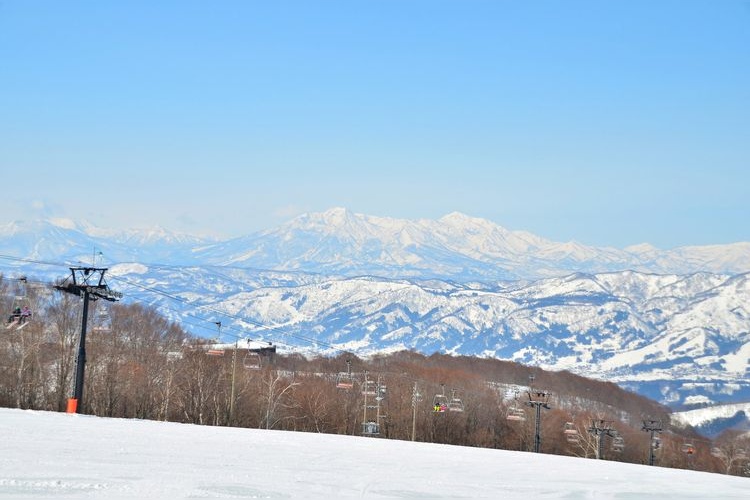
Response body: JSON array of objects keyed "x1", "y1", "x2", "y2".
[
  {"x1": 4, "y1": 208, "x2": 747, "y2": 280},
  {"x1": 194, "y1": 208, "x2": 750, "y2": 279},
  {"x1": 2, "y1": 208, "x2": 749, "y2": 419},
  {"x1": 0, "y1": 218, "x2": 213, "y2": 266}
]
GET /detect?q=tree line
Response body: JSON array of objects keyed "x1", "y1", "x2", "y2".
[{"x1": 1, "y1": 275, "x2": 748, "y2": 477}]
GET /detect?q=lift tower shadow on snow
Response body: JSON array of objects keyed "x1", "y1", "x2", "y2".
[{"x1": 55, "y1": 267, "x2": 121, "y2": 414}]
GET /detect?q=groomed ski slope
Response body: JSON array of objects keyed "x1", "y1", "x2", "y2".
[{"x1": 1, "y1": 408, "x2": 747, "y2": 499}]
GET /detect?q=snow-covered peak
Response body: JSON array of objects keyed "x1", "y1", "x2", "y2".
[
  {"x1": 113, "y1": 225, "x2": 211, "y2": 246},
  {"x1": 191, "y1": 208, "x2": 750, "y2": 280},
  {"x1": 439, "y1": 211, "x2": 500, "y2": 230},
  {"x1": 47, "y1": 217, "x2": 80, "y2": 230},
  {"x1": 284, "y1": 207, "x2": 372, "y2": 237},
  {"x1": 310, "y1": 206, "x2": 353, "y2": 225},
  {"x1": 625, "y1": 242, "x2": 660, "y2": 254}
]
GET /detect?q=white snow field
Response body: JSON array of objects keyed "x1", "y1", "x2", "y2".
[{"x1": 1, "y1": 408, "x2": 747, "y2": 499}]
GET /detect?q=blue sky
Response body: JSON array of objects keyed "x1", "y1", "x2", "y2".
[{"x1": 1, "y1": 1, "x2": 748, "y2": 248}]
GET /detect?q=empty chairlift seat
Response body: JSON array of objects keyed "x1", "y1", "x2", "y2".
[
  {"x1": 564, "y1": 422, "x2": 579, "y2": 443},
  {"x1": 336, "y1": 360, "x2": 354, "y2": 390},
  {"x1": 243, "y1": 352, "x2": 262, "y2": 370},
  {"x1": 506, "y1": 405, "x2": 526, "y2": 422},
  {"x1": 612, "y1": 436, "x2": 625, "y2": 453},
  {"x1": 448, "y1": 389, "x2": 464, "y2": 412}
]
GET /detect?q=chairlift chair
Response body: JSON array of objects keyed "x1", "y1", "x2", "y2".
[
  {"x1": 612, "y1": 436, "x2": 625, "y2": 453},
  {"x1": 563, "y1": 422, "x2": 579, "y2": 442},
  {"x1": 506, "y1": 406, "x2": 526, "y2": 422},
  {"x1": 243, "y1": 351, "x2": 262, "y2": 370},
  {"x1": 6, "y1": 278, "x2": 32, "y2": 329},
  {"x1": 563, "y1": 422, "x2": 578, "y2": 435},
  {"x1": 362, "y1": 379, "x2": 378, "y2": 396},
  {"x1": 7, "y1": 299, "x2": 31, "y2": 330},
  {"x1": 448, "y1": 398, "x2": 464, "y2": 412},
  {"x1": 448, "y1": 389, "x2": 464, "y2": 412},
  {"x1": 91, "y1": 302, "x2": 112, "y2": 332},
  {"x1": 335, "y1": 372, "x2": 354, "y2": 390},
  {"x1": 361, "y1": 421, "x2": 380, "y2": 436},
  {"x1": 335, "y1": 360, "x2": 354, "y2": 390},
  {"x1": 433, "y1": 393, "x2": 448, "y2": 413},
  {"x1": 376, "y1": 384, "x2": 387, "y2": 401},
  {"x1": 206, "y1": 321, "x2": 224, "y2": 356}
]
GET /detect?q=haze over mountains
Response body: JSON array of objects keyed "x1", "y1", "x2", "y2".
[{"x1": 1, "y1": 208, "x2": 749, "y2": 417}]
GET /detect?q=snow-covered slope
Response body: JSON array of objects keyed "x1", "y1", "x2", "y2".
[
  {"x1": 673, "y1": 402, "x2": 750, "y2": 438},
  {"x1": 674, "y1": 402, "x2": 750, "y2": 431},
  {"x1": 2, "y1": 408, "x2": 748, "y2": 499}
]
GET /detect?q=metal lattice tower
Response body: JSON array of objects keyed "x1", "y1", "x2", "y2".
[{"x1": 361, "y1": 372, "x2": 386, "y2": 436}]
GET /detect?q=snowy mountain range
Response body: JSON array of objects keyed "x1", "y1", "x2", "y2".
[
  {"x1": 194, "y1": 208, "x2": 750, "y2": 280},
  {"x1": 0, "y1": 218, "x2": 210, "y2": 265},
  {"x1": 2, "y1": 208, "x2": 749, "y2": 419},
  {"x1": 3, "y1": 208, "x2": 750, "y2": 280}
]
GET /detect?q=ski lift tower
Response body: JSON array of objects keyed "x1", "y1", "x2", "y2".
[
  {"x1": 361, "y1": 372, "x2": 386, "y2": 436},
  {"x1": 410, "y1": 382, "x2": 421, "y2": 441},
  {"x1": 588, "y1": 419, "x2": 619, "y2": 460},
  {"x1": 55, "y1": 267, "x2": 121, "y2": 414},
  {"x1": 642, "y1": 419, "x2": 663, "y2": 466},
  {"x1": 525, "y1": 387, "x2": 551, "y2": 453}
]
